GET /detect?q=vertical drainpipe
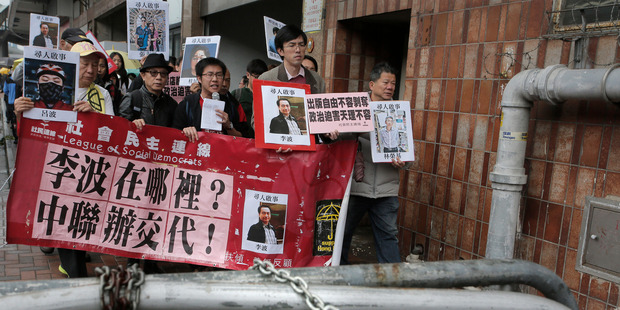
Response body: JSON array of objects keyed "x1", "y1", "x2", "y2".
[{"x1": 485, "y1": 64, "x2": 620, "y2": 261}]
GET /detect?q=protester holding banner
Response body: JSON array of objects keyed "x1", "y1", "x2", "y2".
[
  {"x1": 119, "y1": 53, "x2": 177, "y2": 129},
  {"x1": 173, "y1": 57, "x2": 243, "y2": 141},
  {"x1": 340, "y1": 62, "x2": 410, "y2": 265}
]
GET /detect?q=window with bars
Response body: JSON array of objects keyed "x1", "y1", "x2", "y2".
[{"x1": 553, "y1": 0, "x2": 620, "y2": 31}]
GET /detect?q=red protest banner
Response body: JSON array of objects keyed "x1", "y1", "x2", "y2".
[{"x1": 7, "y1": 113, "x2": 356, "y2": 270}]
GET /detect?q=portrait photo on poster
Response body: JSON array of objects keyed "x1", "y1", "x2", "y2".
[
  {"x1": 369, "y1": 101, "x2": 415, "y2": 163},
  {"x1": 242, "y1": 190, "x2": 287, "y2": 255},
  {"x1": 22, "y1": 46, "x2": 80, "y2": 123},
  {"x1": 126, "y1": 0, "x2": 169, "y2": 60},
  {"x1": 262, "y1": 86, "x2": 311, "y2": 146},
  {"x1": 29, "y1": 13, "x2": 60, "y2": 49},
  {"x1": 263, "y1": 16, "x2": 285, "y2": 62},
  {"x1": 179, "y1": 36, "x2": 221, "y2": 86}
]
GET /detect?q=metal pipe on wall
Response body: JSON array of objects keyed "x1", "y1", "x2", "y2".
[{"x1": 486, "y1": 64, "x2": 620, "y2": 261}]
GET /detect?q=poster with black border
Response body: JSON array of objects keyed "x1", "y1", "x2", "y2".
[{"x1": 126, "y1": 0, "x2": 169, "y2": 60}]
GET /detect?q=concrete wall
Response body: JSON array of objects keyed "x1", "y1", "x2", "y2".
[
  {"x1": 204, "y1": 0, "x2": 302, "y2": 88},
  {"x1": 322, "y1": 1, "x2": 620, "y2": 309}
]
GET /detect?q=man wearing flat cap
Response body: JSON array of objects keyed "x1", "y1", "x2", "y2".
[{"x1": 119, "y1": 53, "x2": 177, "y2": 129}]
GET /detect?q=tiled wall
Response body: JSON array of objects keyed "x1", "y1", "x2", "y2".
[{"x1": 323, "y1": 0, "x2": 620, "y2": 309}]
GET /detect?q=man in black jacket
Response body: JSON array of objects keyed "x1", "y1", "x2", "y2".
[
  {"x1": 119, "y1": 53, "x2": 177, "y2": 129},
  {"x1": 269, "y1": 98, "x2": 302, "y2": 135},
  {"x1": 247, "y1": 206, "x2": 277, "y2": 244},
  {"x1": 173, "y1": 57, "x2": 245, "y2": 141}
]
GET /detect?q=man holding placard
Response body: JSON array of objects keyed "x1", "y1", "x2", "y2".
[
  {"x1": 340, "y1": 62, "x2": 409, "y2": 265},
  {"x1": 173, "y1": 57, "x2": 243, "y2": 141}
]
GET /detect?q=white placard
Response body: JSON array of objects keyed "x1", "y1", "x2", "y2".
[
  {"x1": 241, "y1": 190, "x2": 287, "y2": 254},
  {"x1": 126, "y1": 0, "x2": 169, "y2": 60},
  {"x1": 264, "y1": 16, "x2": 286, "y2": 62},
  {"x1": 200, "y1": 98, "x2": 225, "y2": 131},
  {"x1": 29, "y1": 14, "x2": 60, "y2": 49},
  {"x1": 369, "y1": 101, "x2": 415, "y2": 163},
  {"x1": 22, "y1": 46, "x2": 80, "y2": 122},
  {"x1": 303, "y1": 0, "x2": 324, "y2": 33},
  {"x1": 179, "y1": 36, "x2": 221, "y2": 86},
  {"x1": 261, "y1": 85, "x2": 311, "y2": 146}
]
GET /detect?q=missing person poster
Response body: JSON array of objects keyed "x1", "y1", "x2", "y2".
[
  {"x1": 126, "y1": 0, "x2": 169, "y2": 60},
  {"x1": 253, "y1": 79, "x2": 315, "y2": 151},
  {"x1": 29, "y1": 13, "x2": 60, "y2": 49},
  {"x1": 22, "y1": 46, "x2": 79, "y2": 122},
  {"x1": 264, "y1": 16, "x2": 285, "y2": 62},
  {"x1": 241, "y1": 190, "x2": 288, "y2": 255},
  {"x1": 179, "y1": 36, "x2": 221, "y2": 86},
  {"x1": 369, "y1": 101, "x2": 415, "y2": 163}
]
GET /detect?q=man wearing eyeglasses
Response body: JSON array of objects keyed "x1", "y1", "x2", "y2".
[
  {"x1": 119, "y1": 53, "x2": 177, "y2": 129},
  {"x1": 258, "y1": 24, "x2": 325, "y2": 94},
  {"x1": 173, "y1": 57, "x2": 244, "y2": 142}
]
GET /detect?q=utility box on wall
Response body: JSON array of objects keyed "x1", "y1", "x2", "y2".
[{"x1": 576, "y1": 196, "x2": 620, "y2": 283}]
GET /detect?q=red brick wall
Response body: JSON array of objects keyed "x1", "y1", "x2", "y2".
[{"x1": 323, "y1": 0, "x2": 620, "y2": 309}]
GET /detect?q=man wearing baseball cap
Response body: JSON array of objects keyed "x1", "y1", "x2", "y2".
[
  {"x1": 14, "y1": 42, "x2": 114, "y2": 119},
  {"x1": 70, "y1": 41, "x2": 115, "y2": 115},
  {"x1": 60, "y1": 28, "x2": 92, "y2": 51}
]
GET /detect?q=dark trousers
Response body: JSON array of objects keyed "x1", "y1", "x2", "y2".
[{"x1": 58, "y1": 248, "x2": 87, "y2": 278}]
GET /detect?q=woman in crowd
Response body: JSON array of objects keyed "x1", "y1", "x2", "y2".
[
  {"x1": 110, "y1": 51, "x2": 130, "y2": 97},
  {"x1": 148, "y1": 22, "x2": 160, "y2": 52},
  {"x1": 96, "y1": 57, "x2": 121, "y2": 115}
]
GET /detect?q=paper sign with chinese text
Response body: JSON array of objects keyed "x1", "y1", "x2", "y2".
[
  {"x1": 306, "y1": 92, "x2": 373, "y2": 134},
  {"x1": 126, "y1": 0, "x2": 169, "y2": 60},
  {"x1": 180, "y1": 36, "x2": 221, "y2": 86},
  {"x1": 29, "y1": 14, "x2": 60, "y2": 49},
  {"x1": 369, "y1": 101, "x2": 415, "y2": 163}
]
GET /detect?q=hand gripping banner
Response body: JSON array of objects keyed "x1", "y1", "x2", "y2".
[{"x1": 7, "y1": 113, "x2": 356, "y2": 270}]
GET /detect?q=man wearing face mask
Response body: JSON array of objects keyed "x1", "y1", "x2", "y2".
[{"x1": 32, "y1": 64, "x2": 71, "y2": 110}]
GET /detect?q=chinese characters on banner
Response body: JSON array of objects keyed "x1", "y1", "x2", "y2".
[
  {"x1": 7, "y1": 113, "x2": 356, "y2": 270},
  {"x1": 369, "y1": 101, "x2": 415, "y2": 163},
  {"x1": 126, "y1": 0, "x2": 169, "y2": 60},
  {"x1": 306, "y1": 92, "x2": 373, "y2": 134},
  {"x1": 163, "y1": 72, "x2": 192, "y2": 103}
]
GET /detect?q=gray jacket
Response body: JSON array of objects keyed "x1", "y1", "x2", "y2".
[{"x1": 350, "y1": 133, "x2": 410, "y2": 198}]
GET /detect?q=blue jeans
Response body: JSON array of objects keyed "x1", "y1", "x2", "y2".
[{"x1": 340, "y1": 195, "x2": 401, "y2": 264}]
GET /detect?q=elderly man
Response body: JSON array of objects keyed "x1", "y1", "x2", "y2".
[
  {"x1": 269, "y1": 98, "x2": 301, "y2": 135},
  {"x1": 14, "y1": 42, "x2": 113, "y2": 278},
  {"x1": 247, "y1": 206, "x2": 278, "y2": 244},
  {"x1": 14, "y1": 42, "x2": 113, "y2": 117},
  {"x1": 173, "y1": 57, "x2": 244, "y2": 141},
  {"x1": 340, "y1": 62, "x2": 409, "y2": 265},
  {"x1": 119, "y1": 53, "x2": 177, "y2": 129}
]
